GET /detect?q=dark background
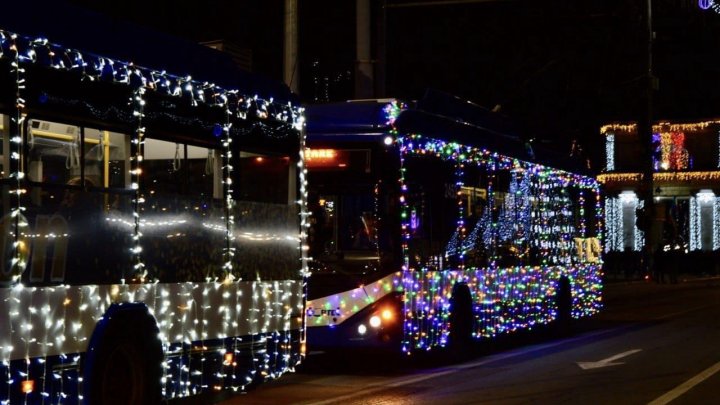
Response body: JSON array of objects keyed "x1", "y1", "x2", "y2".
[{"x1": 62, "y1": 0, "x2": 720, "y2": 167}]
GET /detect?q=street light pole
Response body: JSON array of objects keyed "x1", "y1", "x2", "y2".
[
  {"x1": 284, "y1": 0, "x2": 299, "y2": 94},
  {"x1": 639, "y1": 0, "x2": 659, "y2": 278}
]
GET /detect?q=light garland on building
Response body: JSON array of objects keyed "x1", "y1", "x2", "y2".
[
  {"x1": 604, "y1": 192, "x2": 644, "y2": 252},
  {"x1": 597, "y1": 171, "x2": 720, "y2": 184},
  {"x1": 653, "y1": 131, "x2": 689, "y2": 171},
  {"x1": 604, "y1": 197, "x2": 619, "y2": 252},
  {"x1": 715, "y1": 197, "x2": 720, "y2": 251},
  {"x1": 601, "y1": 120, "x2": 720, "y2": 135},
  {"x1": 690, "y1": 197, "x2": 701, "y2": 251},
  {"x1": 689, "y1": 191, "x2": 720, "y2": 251},
  {"x1": 605, "y1": 132, "x2": 615, "y2": 171}
]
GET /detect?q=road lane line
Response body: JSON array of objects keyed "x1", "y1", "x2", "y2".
[
  {"x1": 647, "y1": 360, "x2": 720, "y2": 405},
  {"x1": 304, "y1": 304, "x2": 718, "y2": 405}
]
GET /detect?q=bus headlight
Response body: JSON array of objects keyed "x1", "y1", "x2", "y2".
[
  {"x1": 381, "y1": 308, "x2": 393, "y2": 321},
  {"x1": 358, "y1": 324, "x2": 367, "y2": 335},
  {"x1": 369, "y1": 315, "x2": 382, "y2": 328}
]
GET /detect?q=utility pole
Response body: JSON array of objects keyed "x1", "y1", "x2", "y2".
[
  {"x1": 638, "y1": 0, "x2": 660, "y2": 277},
  {"x1": 356, "y1": 0, "x2": 374, "y2": 99},
  {"x1": 284, "y1": 0, "x2": 299, "y2": 94}
]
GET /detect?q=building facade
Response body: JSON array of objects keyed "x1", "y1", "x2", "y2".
[{"x1": 598, "y1": 121, "x2": 720, "y2": 276}]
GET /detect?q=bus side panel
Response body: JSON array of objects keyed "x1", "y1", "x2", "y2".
[
  {"x1": 0, "y1": 280, "x2": 304, "y2": 402},
  {"x1": 140, "y1": 193, "x2": 226, "y2": 283},
  {"x1": 400, "y1": 264, "x2": 603, "y2": 352},
  {"x1": 19, "y1": 184, "x2": 134, "y2": 286}
]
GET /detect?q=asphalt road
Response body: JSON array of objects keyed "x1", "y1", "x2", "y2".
[{"x1": 196, "y1": 276, "x2": 720, "y2": 405}]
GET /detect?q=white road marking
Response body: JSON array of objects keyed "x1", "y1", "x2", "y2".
[
  {"x1": 305, "y1": 301, "x2": 720, "y2": 405},
  {"x1": 647, "y1": 360, "x2": 720, "y2": 405},
  {"x1": 305, "y1": 327, "x2": 624, "y2": 405},
  {"x1": 577, "y1": 349, "x2": 642, "y2": 370}
]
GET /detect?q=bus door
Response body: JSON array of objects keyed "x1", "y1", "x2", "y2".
[{"x1": 402, "y1": 152, "x2": 458, "y2": 271}]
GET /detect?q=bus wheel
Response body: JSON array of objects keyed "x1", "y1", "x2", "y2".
[
  {"x1": 449, "y1": 283, "x2": 473, "y2": 352},
  {"x1": 555, "y1": 276, "x2": 573, "y2": 331},
  {"x1": 84, "y1": 307, "x2": 163, "y2": 405}
]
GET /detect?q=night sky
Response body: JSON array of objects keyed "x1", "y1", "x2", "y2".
[{"x1": 65, "y1": 0, "x2": 720, "y2": 167}]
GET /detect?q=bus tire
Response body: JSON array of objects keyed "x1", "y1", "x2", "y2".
[
  {"x1": 556, "y1": 276, "x2": 573, "y2": 330},
  {"x1": 449, "y1": 283, "x2": 473, "y2": 351},
  {"x1": 83, "y1": 305, "x2": 163, "y2": 405}
]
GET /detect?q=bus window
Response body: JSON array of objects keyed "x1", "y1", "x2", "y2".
[
  {"x1": 237, "y1": 152, "x2": 290, "y2": 203},
  {"x1": 492, "y1": 167, "x2": 535, "y2": 267},
  {"x1": 141, "y1": 137, "x2": 223, "y2": 281},
  {"x1": 0, "y1": 114, "x2": 6, "y2": 179},
  {"x1": 460, "y1": 164, "x2": 491, "y2": 268},
  {"x1": 233, "y1": 151, "x2": 299, "y2": 280},
  {"x1": 403, "y1": 153, "x2": 458, "y2": 270},
  {"x1": 83, "y1": 128, "x2": 130, "y2": 189},
  {"x1": 27, "y1": 119, "x2": 82, "y2": 185},
  {"x1": 308, "y1": 190, "x2": 377, "y2": 257},
  {"x1": 143, "y1": 138, "x2": 218, "y2": 198},
  {"x1": 305, "y1": 147, "x2": 397, "y2": 279},
  {"x1": 24, "y1": 121, "x2": 131, "y2": 190}
]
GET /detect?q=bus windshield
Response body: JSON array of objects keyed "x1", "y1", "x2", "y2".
[{"x1": 306, "y1": 146, "x2": 401, "y2": 287}]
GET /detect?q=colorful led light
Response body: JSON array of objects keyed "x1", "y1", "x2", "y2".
[{"x1": 394, "y1": 129, "x2": 602, "y2": 354}]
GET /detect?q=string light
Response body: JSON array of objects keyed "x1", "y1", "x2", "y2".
[
  {"x1": 601, "y1": 120, "x2": 720, "y2": 134},
  {"x1": 395, "y1": 130, "x2": 602, "y2": 354},
  {"x1": 607, "y1": 191, "x2": 644, "y2": 252},
  {"x1": 597, "y1": 171, "x2": 720, "y2": 184},
  {"x1": 605, "y1": 132, "x2": 615, "y2": 171},
  {"x1": 0, "y1": 28, "x2": 307, "y2": 403},
  {"x1": 689, "y1": 190, "x2": 720, "y2": 251}
]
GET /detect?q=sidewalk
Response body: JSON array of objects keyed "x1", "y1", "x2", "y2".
[
  {"x1": 601, "y1": 271, "x2": 720, "y2": 305},
  {"x1": 603, "y1": 271, "x2": 720, "y2": 285}
]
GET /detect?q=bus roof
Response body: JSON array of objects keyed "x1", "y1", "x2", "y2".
[
  {"x1": 305, "y1": 100, "x2": 394, "y2": 141},
  {"x1": 306, "y1": 91, "x2": 590, "y2": 176}
]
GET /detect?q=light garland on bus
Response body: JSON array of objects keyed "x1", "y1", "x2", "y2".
[
  {"x1": 395, "y1": 133, "x2": 602, "y2": 354},
  {"x1": 0, "y1": 29, "x2": 307, "y2": 403},
  {"x1": 220, "y1": 97, "x2": 236, "y2": 282},
  {"x1": 4, "y1": 33, "x2": 29, "y2": 287},
  {"x1": 129, "y1": 76, "x2": 147, "y2": 283}
]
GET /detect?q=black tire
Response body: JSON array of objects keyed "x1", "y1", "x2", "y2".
[
  {"x1": 449, "y1": 283, "x2": 474, "y2": 351},
  {"x1": 84, "y1": 306, "x2": 163, "y2": 405}
]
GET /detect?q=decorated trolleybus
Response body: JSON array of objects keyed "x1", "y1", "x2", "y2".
[
  {"x1": 304, "y1": 95, "x2": 602, "y2": 354},
  {"x1": 0, "y1": 27, "x2": 307, "y2": 404}
]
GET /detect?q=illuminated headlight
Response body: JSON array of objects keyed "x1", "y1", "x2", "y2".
[
  {"x1": 369, "y1": 315, "x2": 382, "y2": 328},
  {"x1": 383, "y1": 136, "x2": 393, "y2": 146},
  {"x1": 358, "y1": 324, "x2": 367, "y2": 335}
]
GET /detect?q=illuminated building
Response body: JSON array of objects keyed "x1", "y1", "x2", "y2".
[{"x1": 599, "y1": 121, "x2": 720, "y2": 274}]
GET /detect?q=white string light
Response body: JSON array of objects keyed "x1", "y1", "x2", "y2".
[
  {"x1": 605, "y1": 132, "x2": 615, "y2": 171},
  {"x1": 0, "y1": 28, "x2": 306, "y2": 402}
]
